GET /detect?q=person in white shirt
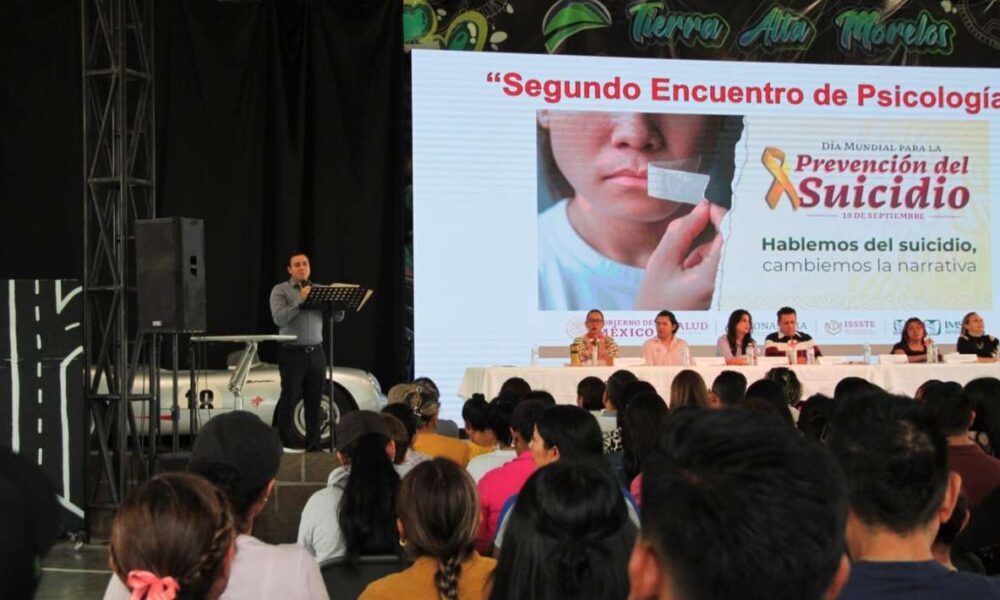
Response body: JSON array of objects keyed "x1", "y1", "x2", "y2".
[
  {"x1": 466, "y1": 393, "x2": 521, "y2": 483},
  {"x1": 642, "y1": 310, "x2": 690, "y2": 366},
  {"x1": 103, "y1": 411, "x2": 328, "y2": 600}
]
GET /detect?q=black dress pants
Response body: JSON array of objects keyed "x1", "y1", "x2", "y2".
[{"x1": 275, "y1": 344, "x2": 326, "y2": 450}]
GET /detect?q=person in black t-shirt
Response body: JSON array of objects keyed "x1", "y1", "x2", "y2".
[{"x1": 956, "y1": 312, "x2": 999, "y2": 360}]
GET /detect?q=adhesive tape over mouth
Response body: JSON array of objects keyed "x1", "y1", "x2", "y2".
[{"x1": 648, "y1": 158, "x2": 709, "y2": 205}]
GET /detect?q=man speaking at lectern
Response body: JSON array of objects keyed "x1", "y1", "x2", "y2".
[{"x1": 270, "y1": 252, "x2": 325, "y2": 451}]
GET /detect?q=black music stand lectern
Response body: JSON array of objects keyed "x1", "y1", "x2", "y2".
[{"x1": 300, "y1": 283, "x2": 373, "y2": 451}]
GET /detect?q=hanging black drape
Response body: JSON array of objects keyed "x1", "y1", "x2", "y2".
[{"x1": 0, "y1": 0, "x2": 407, "y2": 388}]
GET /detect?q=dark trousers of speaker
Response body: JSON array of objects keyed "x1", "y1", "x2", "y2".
[
  {"x1": 274, "y1": 345, "x2": 326, "y2": 451},
  {"x1": 135, "y1": 218, "x2": 207, "y2": 333}
]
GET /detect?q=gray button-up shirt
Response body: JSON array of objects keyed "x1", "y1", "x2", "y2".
[{"x1": 270, "y1": 279, "x2": 323, "y2": 346}]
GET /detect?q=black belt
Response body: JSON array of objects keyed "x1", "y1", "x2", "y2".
[{"x1": 282, "y1": 344, "x2": 322, "y2": 353}]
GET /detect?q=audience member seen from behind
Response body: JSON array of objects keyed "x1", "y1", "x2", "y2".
[
  {"x1": 763, "y1": 306, "x2": 821, "y2": 362},
  {"x1": 571, "y1": 309, "x2": 619, "y2": 366},
  {"x1": 497, "y1": 376, "x2": 532, "y2": 400},
  {"x1": 833, "y1": 376, "x2": 881, "y2": 403},
  {"x1": 466, "y1": 393, "x2": 521, "y2": 483},
  {"x1": 105, "y1": 411, "x2": 327, "y2": 600},
  {"x1": 489, "y1": 461, "x2": 637, "y2": 600},
  {"x1": 621, "y1": 392, "x2": 670, "y2": 505},
  {"x1": 827, "y1": 393, "x2": 1000, "y2": 598},
  {"x1": 668, "y1": 369, "x2": 711, "y2": 410},
  {"x1": 576, "y1": 375, "x2": 606, "y2": 412},
  {"x1": 922, "y1": 381, "x2": 1000, "y2": 507},
  {"x1": 764, "y1": 366, "x2": 803, "y2": 420},
  {"x1": 408, "y1": 388, "x2": 471, "y2": 466},
  {"x1": 494, "y1": 405, "x2": 639, "y2": 551},
  {"x1": 892, "y1": 317, "x2": 937, "y2": 363},
  {"x1": 298, "y1": 411, "x2": 401, "y2": 563},
  {"x1": 109, "y1": 472, "x2": 237, "y2": 600},
  {"x1": 412, "y1": 377, "x2": 461, "y2": 438},
  {"x1": 717, "y1": 309, "x2": 756, "y2": 365},
  {"x1": 709, "y1": 370, "x2": 747, "y2": 408},
  {"x1": 601, "y1": 369, "x2": 638, "y2": 453},
  {"x1": 381, "y1": 403, "x2": 430, "y2": 470},
  {"x1": 957, "y1": 312, "x2": 999, "y2": 360},
  {"x1": 463, "y1": 395, "x2": 499, "y2": 462},
  {"x1": 965, "y1": 377, "x2": 1000, "y2": 457},
  {"x1": 629, "y1": 409, "x2": 849, "y2": 600},
  {"x1": 476, "y1": 399, "x2": 550, "y2": 554},
  {"x1": 0, "y1": 446, "x2": 61, "y2": 600},
  {"x1": 745, "y1": 379, "x2": 795, "y2": 428},
  {"x1": 359, "y1": 459, "x2": 495, "y2": 600},
  {"x1": 796, "y1": 394, "x2": 836, "y2": 442},
  {"x1": 643, "y1": 310, "x2": 690, "y2": 366}
]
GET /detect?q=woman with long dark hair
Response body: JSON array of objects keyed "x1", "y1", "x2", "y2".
[
  {"x1": 489, "y1": 460, "x2": 637, "y2": 600},
  {"x1": 717, "y1": 309, "x2": 756, "y2": 365},
  {"x1": 621, "y1": 392, "x2": 670, "y2": 486},
  {"x1": 891, "y1": 317, "x2": 936, "y2": 363},
  {"x1": 360, "y1": 459, "x2": 495, "y2": 600},
  {"x1": 298, "y1": 411, "x2": 401, "y2": 563}
]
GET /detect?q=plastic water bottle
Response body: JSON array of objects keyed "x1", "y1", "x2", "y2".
[
  {"x1": 591, "y1": 343, "x2": 599, "y2": 366},
  {"x1": 748, "y1": 343, "x2": 757, "y2": 366},
  {"x1": 530, "y1": 346, "x2": 539, "y2": 367},
  {"x1": 786, "y1": 348, "x2": 796, "y2": 365},
  {"x1": 862, "y1": 343, "x2": 871, "y2": 365},
  {"x1": 927, "y1": 342, "x2": 937, "y2": 363},
  {"x1": 806, "y1": 347, "x2": 816, "y2": 365},
  {"x1": 681, "y1": 346, "x2": 690, "y2": 367}
]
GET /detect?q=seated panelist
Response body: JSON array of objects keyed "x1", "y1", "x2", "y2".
[
  {"x1": 763, "y1": 306, "x2": 821, "y2": 364},
  {"x1": 572, "y1": 309, "x2": 618, "y2": 366},
  {"x1": 643, "y1": 310, "x2": 690, "y2": 366},
  {"x1": 956, "y1": 311, "x2": 999, "y2": 361}
]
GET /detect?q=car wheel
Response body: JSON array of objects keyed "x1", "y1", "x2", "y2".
[{"x1": 284, "y1": 382, "x2": 357, "y2": 449}]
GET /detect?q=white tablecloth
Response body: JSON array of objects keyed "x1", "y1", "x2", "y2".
[{"x1": 458, "y1": 363, "x2": 1000, "y2": 406}]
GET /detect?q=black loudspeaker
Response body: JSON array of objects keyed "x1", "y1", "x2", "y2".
[{"x1": 136, "y1": 217, "x2": 207, "y2": 333}]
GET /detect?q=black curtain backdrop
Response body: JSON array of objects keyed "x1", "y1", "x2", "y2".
[{"x1": 0, "y1": 0, "x2": 407, "y2": 388}]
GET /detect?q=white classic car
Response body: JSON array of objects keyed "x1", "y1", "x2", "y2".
[{"x1": 123, "y1": 335, "x2": 385, "y2": 447}]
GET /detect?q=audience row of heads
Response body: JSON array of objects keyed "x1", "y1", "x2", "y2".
[{"x1": 99, "y1": 370, "x2": 1000, "y2": 600}]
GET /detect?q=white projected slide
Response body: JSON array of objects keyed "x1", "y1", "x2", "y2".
[{"x1": 411, "y1": 49, "x2": 1000, "y2": 417}]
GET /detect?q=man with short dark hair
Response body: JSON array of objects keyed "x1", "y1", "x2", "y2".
[
  {"x1": 710, "y1": 370, "x2": 747, "y2": 408},
  {"x1": 828, "y1": 393, "x2": 1000, "y2": 598},
  {"x1": 922, "y1": 381, "x2": 1000, "y2": 507},
  {"x1": 764, "y1": 306, "x2": 821, "y2": 361},
  {"x1": 629, "y1": 410, "x2": 849, "y2": 600},
  {"x1": 270, "y1": 252, "x2": 325, "y2": 451}
]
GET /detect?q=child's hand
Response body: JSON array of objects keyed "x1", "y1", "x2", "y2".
[{"x1": 633, "y1": 200, "x2": 726, "y2": 310}]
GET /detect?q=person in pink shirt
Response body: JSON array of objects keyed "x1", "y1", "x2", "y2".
[
  {"x1": 642, "y1": 310, "x2": 690, "y2": 366},
  {"x1": 475, "y1": 398, "x2": 552, "y2": 554}
]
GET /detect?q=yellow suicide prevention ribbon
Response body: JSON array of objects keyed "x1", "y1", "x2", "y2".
[{"x1": 762, "y1": 147, "x2": 800, "y2": 209}]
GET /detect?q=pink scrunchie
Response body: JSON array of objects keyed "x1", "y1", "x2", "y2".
[{"x1": 127, "y1": 570, "x2": 181, "y2": 600}]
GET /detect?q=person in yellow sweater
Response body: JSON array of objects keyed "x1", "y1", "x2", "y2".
[
  {"x1": 408, "y1": 388, "x2": 472, "y2": 467},
  {"x1": 359, "y1": 458, "x2": 495, "y2": 600}
]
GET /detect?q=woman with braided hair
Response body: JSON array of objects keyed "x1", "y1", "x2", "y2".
[
  {"x1": 489, "y1": 460, "x2": 637, "y2": 599},
  {"x1": 407, "y1": 388, "x2": 473, "y2": 466},
  {"x1": 108, "y1": 472, "x2": 237, "y2": 600},
  {"x1": 359, "y1": 458, "x2": 495, "y2": 600}
]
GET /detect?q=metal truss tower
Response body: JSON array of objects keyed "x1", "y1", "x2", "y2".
[{"x1": 81, "y1": 0, "x2": 155, "y2": 509}]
